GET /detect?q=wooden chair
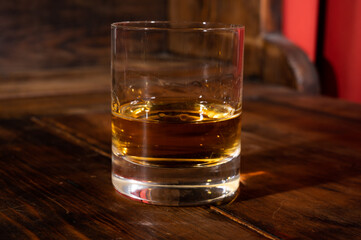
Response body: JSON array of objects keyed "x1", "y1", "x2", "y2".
[{"x1": 168, "y1": 0, "x2": 320, "y2": 94}]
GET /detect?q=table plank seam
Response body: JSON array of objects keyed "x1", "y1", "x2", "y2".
[{"x1": 210, "y1": 206, "x2": 283, "y2": 240}]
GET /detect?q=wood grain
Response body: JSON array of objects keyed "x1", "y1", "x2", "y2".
[
  {"x1": 0, "y1": 92, "x2": 109, "y2": 119},
  {"x1": 0, "y1": 117, "x2": 266, "y2": 240},
  {"x1": 230, "y1": 86, "x2": 361, "y2": 239},
  {"x1": 30, "y1": 83, "x2": 361, "y2": 240},
  {"x1": 0, "y1": 0, "x2": 167, "y2": 73},
  {"x1": 0, "y1": 67, "x2": 109, "y2": 100},
  {"x1": 0, "y1": 0, "x2": 167, "y2": 100}
]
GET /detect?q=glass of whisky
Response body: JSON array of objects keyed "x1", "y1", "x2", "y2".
[{"x1": 111, "y1": 21, "x2": 244, "y2": 206}]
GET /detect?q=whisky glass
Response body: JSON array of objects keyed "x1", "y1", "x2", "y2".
[{"x1": 111, "y1": 21, "x2": 244, "y2": 206}]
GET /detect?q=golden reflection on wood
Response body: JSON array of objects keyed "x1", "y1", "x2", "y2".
[{"x1": 240, "y1": 171, "x2": 268, "y2": 184}]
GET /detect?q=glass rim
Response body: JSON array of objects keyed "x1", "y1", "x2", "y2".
[{"x1": 111, "y1": 21, "x2": 244, "y2": 31}]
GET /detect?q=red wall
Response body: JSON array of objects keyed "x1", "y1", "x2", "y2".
[
  {"x1": 282, "y1": 0, "x2": 319, "y2": 62},
  {"x1": 283, "y1": 0, "x2": 361, "y2": 104},
  {"x1": 322, "y1": 0, "x2": 361, "y2": 103}
]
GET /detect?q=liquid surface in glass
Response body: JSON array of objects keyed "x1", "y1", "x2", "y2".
[{"x1": 112, "y1": 99, "x2": 242, "y2": 167}]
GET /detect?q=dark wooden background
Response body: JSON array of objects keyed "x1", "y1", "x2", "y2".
[
  {"x1": 0, "y1": 0, "x2": 167, "y2": 100},
  {"x1": 0, "y1": 0, "x2": 167, "y2": 73},
  {"x1": 0, "y1": 0, "x2": 319, "y2": 100}
]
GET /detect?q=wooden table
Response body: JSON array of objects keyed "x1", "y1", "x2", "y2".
[{"x1": 1, "y1": 78, "x2": 361, "y2": 239}]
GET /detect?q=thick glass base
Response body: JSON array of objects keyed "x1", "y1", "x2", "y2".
[{"x1": 112, "y1": 154, "x2": 240, "y2": 206}]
